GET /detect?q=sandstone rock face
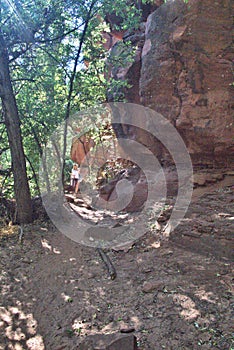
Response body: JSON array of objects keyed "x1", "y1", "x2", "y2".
[
  {"x1": 109, "y1": 0, "x2": 234, "y2": 167},
  {"x1": 70, "y1": 135, "x2": 95, "y2": 166},
  {"x1": 140, "y1": 0, "x2": 187, "y2": 123}
]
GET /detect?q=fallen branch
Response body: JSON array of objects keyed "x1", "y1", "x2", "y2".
[{"x1": 97, "y1": 248, "x2": 117, "y2": 280}]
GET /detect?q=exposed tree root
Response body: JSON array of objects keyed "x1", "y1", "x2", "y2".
[{"x1": 97, "y1": 248, "x2": 117, "y2": 280}]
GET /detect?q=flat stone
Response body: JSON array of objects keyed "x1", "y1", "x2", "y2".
[
  {"x1": 142, "y1": 281, "x2": 164, "y2": 293},
  {"x1": 78, "y1": 333, "x2": 138, "y2": 350},
  {"x1": 193, "y1": 174, "x2": 207, "y2": 186},
  {"x1": 120, "y1": 327, "x2": 135, "y2": 334}
]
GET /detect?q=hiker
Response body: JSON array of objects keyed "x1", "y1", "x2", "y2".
[{"x1": 70, "y1": 164, "x2": 81, "y2": 196}]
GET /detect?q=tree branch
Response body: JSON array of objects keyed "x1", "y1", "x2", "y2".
[
  {"x1": 9, "y1": 44, "x2": 32, "y2": 63},
  {"x1": 24, "y1": 153, "x2": 40, "y2": 194},
  {"x1": 36, "y1": 24, "x2": 85, "y2": 44},
  {"x1": 62, "y1": 0, "x2": 99, "y2": 184},
  {"x1": 36, "y1": 44, "x2": 70, "y2": 78},
  {"x1": 12, "y1": 78, "x2": 36, "y2": 82}
]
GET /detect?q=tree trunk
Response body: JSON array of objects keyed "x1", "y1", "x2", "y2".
[{"x1": 0, "y1": 32, "x2": 33, "y2": 223}]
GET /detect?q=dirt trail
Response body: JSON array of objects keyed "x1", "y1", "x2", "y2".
[
  {"x1": 0, "y1": 180, "x2": 233, "y2": 350},
  {"x1": 192, "y1": 174, "x2": 234, "y2": 201}
]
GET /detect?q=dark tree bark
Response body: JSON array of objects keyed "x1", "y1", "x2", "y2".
[{"x1": 0, "y1": 32, "x2": 33, "y2": 223}]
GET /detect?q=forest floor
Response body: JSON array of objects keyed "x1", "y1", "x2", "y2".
[{"x1": 0, "y1": 176, "x2": 233, "y2": 350}]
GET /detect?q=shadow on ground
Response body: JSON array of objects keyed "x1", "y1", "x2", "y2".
[{"x1": 0, "y1": 185, "x2": 233, "y2": 349}]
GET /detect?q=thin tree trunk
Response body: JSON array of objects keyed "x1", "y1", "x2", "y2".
[
  {"x1": 25, "y1": 154, "x2": 40, "y2": 195},
  {"x1": 62, "y1": 0, "x2": 97, "y2": 185},
  {"x1": 27, "y1": 119, "x2": 51, "y2": 193},
  {"x1": 0, "y1": 32, "x2": 32, "y2": 223}
]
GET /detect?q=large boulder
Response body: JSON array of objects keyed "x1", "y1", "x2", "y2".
[{"x1": 108, "y1": 0, "x2": 234, "y2": 167}]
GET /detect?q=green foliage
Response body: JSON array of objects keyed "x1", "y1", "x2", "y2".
[
  {"x1": 149, "y1": 0, "x2": 189, "y2": 2},
  {"x1": 64, "y1": 158, "x2": 74, "y2": 183},
  {"x1": 0, "y1": 0, "x2": 146, "y2": 198}
]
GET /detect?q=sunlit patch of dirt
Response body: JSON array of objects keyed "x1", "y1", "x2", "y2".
[{"x1": 0, "y1": 223, "x2": 18, "y2": 237}]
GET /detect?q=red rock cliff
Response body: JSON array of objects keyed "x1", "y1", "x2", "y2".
[{"x1": 108, "y1": 0, "x2": 234, "y2": 167}]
